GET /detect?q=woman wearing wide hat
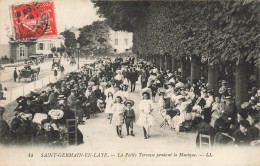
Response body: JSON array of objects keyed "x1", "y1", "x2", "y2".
[{"x1": 137, "y1": 88, "x2": 155, "y2": 139}]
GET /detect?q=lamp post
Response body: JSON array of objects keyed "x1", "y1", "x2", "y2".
[{"x1": 76, "y1": 43, "x2": 80, "y2": 69}]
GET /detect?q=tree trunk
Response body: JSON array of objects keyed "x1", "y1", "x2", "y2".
[
  {"x1": 172, "y1": 57, "x2": 178, "y2": 73},
  {"x1": 191, "y1": 55, "x2": 201, "y2": 83},
  {"x1": 208, "y1": 64, "x2": 220, "y2": 96},
  {"x1": 154, "y1": 55, "x2": 157, "y2": 65},
  {"x1": 235, "y1": 60, "x2": 249, "y2": 110},
  {"x1": 165, "y1": 54, "x2": 172, "y2": 71},
  {"x1": 165, "y1": 55, "x2": 168, "y2": 70},
  {"x1": 181, "y1": 58, "x2": 189, "y2": 80},
  {"x1": 257, "y1": 66, "x2": 260, "y2": 89},
  {"x1": 160, "y1": 55, "x2": 164, "y2": 69},
  {"x1": 257, "y1": 66, "x2": 260, "y2": 102}
]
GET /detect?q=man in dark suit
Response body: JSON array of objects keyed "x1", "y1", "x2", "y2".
[
  {"x1": 85, "y1": 87, "x2": 98, "y2": 118},
  {"x1": 129, "y1": 68, "x2": 139, "y2": 92},
  {"x1": 232, "y1": 120, "x2": 251, "y2": 146},
  {"x1": 14, "y1": 68, "x2": 18, "y2": 82}
]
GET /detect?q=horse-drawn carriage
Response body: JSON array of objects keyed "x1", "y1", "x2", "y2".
[
  {"x1": 70, "y1": 57, "x2": 76, "y2": 66},
  {"x1": 18, "y1": 66, "x2": 40, "y2": 82},
  {"x1": 25, "y1": 54, "x2": 45, "y2": 66},
  {"x1": 52, "y1": 58, "x2": 61, "y2": 70}
]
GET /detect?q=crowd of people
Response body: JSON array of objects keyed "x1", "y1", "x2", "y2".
[
  {"x1": 0, "y1": 56, "x2": 259, "y2": 147},
  {"x1": 137, "y1": 60, "x2": 260, "y2": 147}
]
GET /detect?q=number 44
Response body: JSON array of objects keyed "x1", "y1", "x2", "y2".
[{"x1": 28, "y1": 153, "x2": 33, "y2": 157}]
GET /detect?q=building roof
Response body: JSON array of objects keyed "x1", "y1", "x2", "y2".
[{"x1": 9, "y1": 39, "x2": 37, "y2": 44}]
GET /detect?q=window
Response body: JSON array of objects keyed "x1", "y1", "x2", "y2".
[
  {"x1": 37, "y1": 43, "x2": 44, "y2": 50},
  {"x1": 50, "y1": 43, "x2": 54, "y2": 49},
  {"x1": 124, "y1": 38, "x2": 128, "y2": 45},
  {"x1": 48, "y1": 43, "x2": 54, "y2": 50},
  {"x1": 19, "y1": 47, "x2": 25, "y2": 57},
  {"x1": 114, "y1": 49, "x2": 117, "y2": 53},
  {"x1": 16, "y1": 45, "x2": 27, "y2": 60},
  {"x1": 115, "y1": 38, "x2": 118, "y2": 45}
]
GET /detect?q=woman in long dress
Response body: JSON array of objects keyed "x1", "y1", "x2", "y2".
[
  {"x1": 137, "y1": 91, "x2": 155, "y2": 139},
  {"x1": 114, "y1": 84, "x2": 129, "y2": 103},
  {"x1": 111, "y1": 96, "x2": 125, "y2": 138},
  {"x1": 105, "y1": 92, "x2": 114, "y2": 124}
]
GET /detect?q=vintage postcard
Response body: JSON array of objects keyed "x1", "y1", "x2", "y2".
[{"x1": 0, "y1": 0, "x2": 260, "y2": 166}]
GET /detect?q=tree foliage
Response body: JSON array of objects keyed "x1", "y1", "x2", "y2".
[
  {"x1": 77, "y1": 21, "x2": 113, "y2": 56},
  {"x1": 51, "y1": 47, "x2": 56, "y2": 53},
  {"x1": 60, "y1": 30, "x2": 77, "y2": 49},
  {"x1": 93, "y1": 1, "x2": 150, "y2": 32},
  {"x1": 94, "y1": 1, "x2": 260, "y2": 65},
  {"x1": 57, "y1": 44, "x2": 66, "y2": 57}
]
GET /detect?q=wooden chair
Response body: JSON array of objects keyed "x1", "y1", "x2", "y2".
[
  {"x1": 65, "y1": 119, "x2": 78, "y2": 146},
  {"x1": 199, "y1": 134, "x2": 211, "y2": 148}
]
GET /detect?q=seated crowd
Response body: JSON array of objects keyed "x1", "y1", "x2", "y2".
[
  {"x1": 0, "y1": 57, "x2": 138, "y2": 146},
  {"x1": 137, "y1": 60, "x2": 260, "y2": 147},
  {"x1": 0, "y1": 56, "x2": 259, "y2": 148}
]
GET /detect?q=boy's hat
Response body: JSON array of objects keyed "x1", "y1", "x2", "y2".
[{"x1": 124, "y1": 100, "x2": 135, "y2": 106}]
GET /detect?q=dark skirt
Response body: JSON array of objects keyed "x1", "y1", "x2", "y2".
[{"x1": 54, "y1": 70, "x2": 58, "y2": 76}]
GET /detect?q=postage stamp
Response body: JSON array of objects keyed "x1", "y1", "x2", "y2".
[{"x1": 11, "y1": 1, "x2": 57, "y2": 40}]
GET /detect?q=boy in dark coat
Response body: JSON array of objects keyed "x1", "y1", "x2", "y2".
[{"x1": 124, "y1": 100, "x2": 135, "y2": 136}]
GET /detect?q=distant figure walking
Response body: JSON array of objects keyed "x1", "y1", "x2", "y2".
[
  {"x1": 13, "y1": 68, "x2": 18, "y2": 82},
  {"x1": 53, "y1": 65, "x2": 59, "y2": 79},
  {"x1": 60, "y1": 65, "x2": 65, "y2": 76}
]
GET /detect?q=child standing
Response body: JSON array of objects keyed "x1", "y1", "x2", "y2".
[
  {"x1": 112, "y1": 96, "x2": 125, "y2": 138},
  {"x1": 123, "y1": 100, "x2": 135, "y2": 136},
  {"x1": 105, "y1": 92, "x2": 114, "y2": 124},
  {"x1": 137, "y1": 89, "x2": 155, "y2": 139}
]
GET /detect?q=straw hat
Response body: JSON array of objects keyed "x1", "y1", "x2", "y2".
[
  {"x1": 141, "y1": 88, "x2": 152, "y2": 98},
  {"x1": 124, "y1": 100, "x2": 135, "y2": 106},
  {"x1": 48, "y1": 109, "x2": 64, "y2": 120}
]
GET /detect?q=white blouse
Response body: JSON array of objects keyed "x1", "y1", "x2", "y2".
[{"x1": 139, "y1": 99, "x2": 153, "y2": 114}]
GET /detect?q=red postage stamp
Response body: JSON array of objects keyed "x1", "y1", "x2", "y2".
[{"x1": 11, "y1": 1, "x2": 57, "y2": 40}]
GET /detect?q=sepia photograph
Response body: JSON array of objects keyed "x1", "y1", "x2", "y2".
[{"x1": 0, "y1": 0, "x2": 259, "y2": 165}]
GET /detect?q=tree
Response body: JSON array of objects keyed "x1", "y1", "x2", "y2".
[
  {"x1": 56, "y1": 44, "x2": 66, "y2": 57},
  {"x1": 94, "y1": 1, "x2": 260, "y2": 108},
  {"x1": 51, "y1": 47, "x2": 56, "y2": 54},
  {"x1": 60, "y1": 30, "x2": 77, "y2": 57},
  {"x1": 77, "y1": 21, "x2": 113, "y2": 57}
]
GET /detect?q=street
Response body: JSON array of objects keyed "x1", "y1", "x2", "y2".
[
  {"x1": 0, "y1": 58, "x2": 95, "y2": 107},
  {"x1": 77, "y1": 81, "x2": 197, "y2": 151},
  {"x1": 1, "y1": 58, "x2": 70, "y2": 90}
]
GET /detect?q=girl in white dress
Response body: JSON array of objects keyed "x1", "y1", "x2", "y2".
[
  {"x1": 137, "y1": 91, "x2": 155, "y2": 139},
  {"x1": 111, "y1": 96, "x2": 125, "y2": 138},
  {"x1": 105, "y1": 92, "x2": 114, "y2": 124}
]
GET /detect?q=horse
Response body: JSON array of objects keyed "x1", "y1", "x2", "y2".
[{"x1": 31, "y1": 67, "x2": 40, "y2": 80}]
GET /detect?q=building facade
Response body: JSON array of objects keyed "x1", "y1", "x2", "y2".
[
  {"x1": 9, "y1": 36, "x2": 65, "y2": 60},
  {"x1": 36, "y1": 36, "x2": 65, "y2": 55},
  {"x1": 9, "y1": 39, "x2": 37, "y2": 60},
  {"x1": 109, "y1": 30, "x2": 133, "y2": 53}
]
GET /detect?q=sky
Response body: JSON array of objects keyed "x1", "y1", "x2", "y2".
[{"x1": 0, "y1": 0, "x2": 102, "y2": 44}]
